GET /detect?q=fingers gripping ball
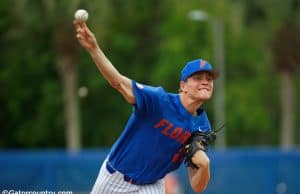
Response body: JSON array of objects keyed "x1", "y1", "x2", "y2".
[
  {"x1": 74, "y1": 9, "x2": 89, "y2": 22},
  {"x1": 184, "y1": 131, "x2": 217, "y2": 169}
]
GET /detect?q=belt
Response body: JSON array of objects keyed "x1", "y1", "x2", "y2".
[{"x1": 106, "y1": 162, "x2": 149, "y2": 185}]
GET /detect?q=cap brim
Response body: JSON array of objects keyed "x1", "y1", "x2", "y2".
[
  {"x1": 209, "y1": 70, "x2": 220, "y2": 79},
  {"x1": 189, "y1": 70, "x2": 220, "y2": 80}
]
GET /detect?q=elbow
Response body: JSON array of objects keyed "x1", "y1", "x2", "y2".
[
  {"x1": 108, "y1": 74, "x2": 124, "y2": 90},
  {"x1": 192, "y1": 183, "x2": 208, "y2": 193},
  {"x1": 109, "y1": 80, "x2": 121, "y2": 89},
  {"x1": 191, "y1": 175, "x2": 210, "y2": 193}
]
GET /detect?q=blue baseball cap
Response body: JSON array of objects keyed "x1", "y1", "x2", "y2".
[{"x1": 180, "y1": 59, "x2": 219, "y2": 81}]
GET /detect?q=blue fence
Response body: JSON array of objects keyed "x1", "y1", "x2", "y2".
[{"x1": 0, "y1": 149, "x2": 299, "y2": 194}]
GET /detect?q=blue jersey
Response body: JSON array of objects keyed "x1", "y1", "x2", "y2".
[{"x1": 108, "y1": 80, "x2": 212, "y2": 184}]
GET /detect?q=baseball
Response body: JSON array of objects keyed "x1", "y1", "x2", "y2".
[{"x1": 74, "y1": 9, "x2": 88, "y2": 22}]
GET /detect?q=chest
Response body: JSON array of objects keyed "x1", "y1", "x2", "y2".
[{"x1": 152, "y1": 111, "x2": 206, "y2": 145}]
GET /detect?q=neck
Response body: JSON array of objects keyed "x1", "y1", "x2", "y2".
[{"x1": 179, "y1": 92, "x2": 204, "y2": 116}]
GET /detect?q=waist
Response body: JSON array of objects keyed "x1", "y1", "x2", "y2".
[{"x1": 106, "y1": 161, "x2": 155, "y2": 185}]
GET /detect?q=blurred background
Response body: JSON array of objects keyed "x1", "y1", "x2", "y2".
[{"x1": 0, "y1": 0, "x2": 299, "y2": 193}]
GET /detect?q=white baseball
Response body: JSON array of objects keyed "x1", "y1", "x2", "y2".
[{"x1": 74, "y1": 9, "x2": 88, "y2": 22}]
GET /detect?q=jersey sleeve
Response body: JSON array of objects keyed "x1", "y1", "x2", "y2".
[{"x1": 131, "y1": 80, "x2": 165, "y2": 116}]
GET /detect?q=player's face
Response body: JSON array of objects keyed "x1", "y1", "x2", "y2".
[{"x1": 183, "y1": 72, "x2": 214, "y2": 101}]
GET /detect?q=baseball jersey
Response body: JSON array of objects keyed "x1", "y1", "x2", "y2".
[{"x1": 108, "y1": 80, "x2": 212, "y2": 184}]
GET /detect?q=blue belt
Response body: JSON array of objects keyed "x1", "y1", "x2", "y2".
[{"x1": 106, "y1": 162, "x2": 151, "y2": 185}]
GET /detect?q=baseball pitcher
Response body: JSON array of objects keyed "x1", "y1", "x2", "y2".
[{"x1": 74, "y1": 19, "x2": 220, "y2": 194}]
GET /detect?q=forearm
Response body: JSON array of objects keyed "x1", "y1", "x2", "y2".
[
  {"x1": 74, "y1": 21, "x2": 134, "y2": 103},
  {"x1": 189, "y1": 165, "x2": 210, "y2": 192},
  {"x1": 89, "y1": 46, "x2": 123, "y2": 87},
  {"x1": 188, "y1": 150, "x2": 211, "y2": 193},
  {"x1": 88, "y1": 46, "x2": 134, "y2": 103}
]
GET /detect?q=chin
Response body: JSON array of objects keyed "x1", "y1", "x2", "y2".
[
  {"x1": 200, "y1": 97, "x2": 211, "y2": 102},
  {"x1": 198, "y1": 95, "x2": 212, "y2": 101},
  {"x1": 197, "y1": 91, "x2": 212, "y2": 100}
]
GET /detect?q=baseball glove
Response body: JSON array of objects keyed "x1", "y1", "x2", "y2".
[{"x1": 184, "y1": 124, "x2": 225, "y2": 169}]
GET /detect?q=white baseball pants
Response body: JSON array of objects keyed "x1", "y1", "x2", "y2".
[{"x1": 91, "y1": 159, "x2": 165, "y2": 194}]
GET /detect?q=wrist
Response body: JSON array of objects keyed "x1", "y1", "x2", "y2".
[{"x1": 193, "y1": 150, "x2": 210, "y2": 168}]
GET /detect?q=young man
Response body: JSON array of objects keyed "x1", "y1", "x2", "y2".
[{"x1": 74, "y1": 20, "x2": 219, "y2": 193}]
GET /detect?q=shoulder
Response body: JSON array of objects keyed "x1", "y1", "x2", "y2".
[
  {"x1": 132, "y1": 80, "x2": 168, "y2": 97},
  {"x1": 131, "y1": 80, "x2": 171, "y2": 114}
]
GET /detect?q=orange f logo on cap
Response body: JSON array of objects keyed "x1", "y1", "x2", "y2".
[{"x1": 200, "y1": 60, "x2": 206, "y2": 68}]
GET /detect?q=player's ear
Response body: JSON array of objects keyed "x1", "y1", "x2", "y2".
[{"x1": 179, "y1": 81, "x2": 187, "y2": 93}]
